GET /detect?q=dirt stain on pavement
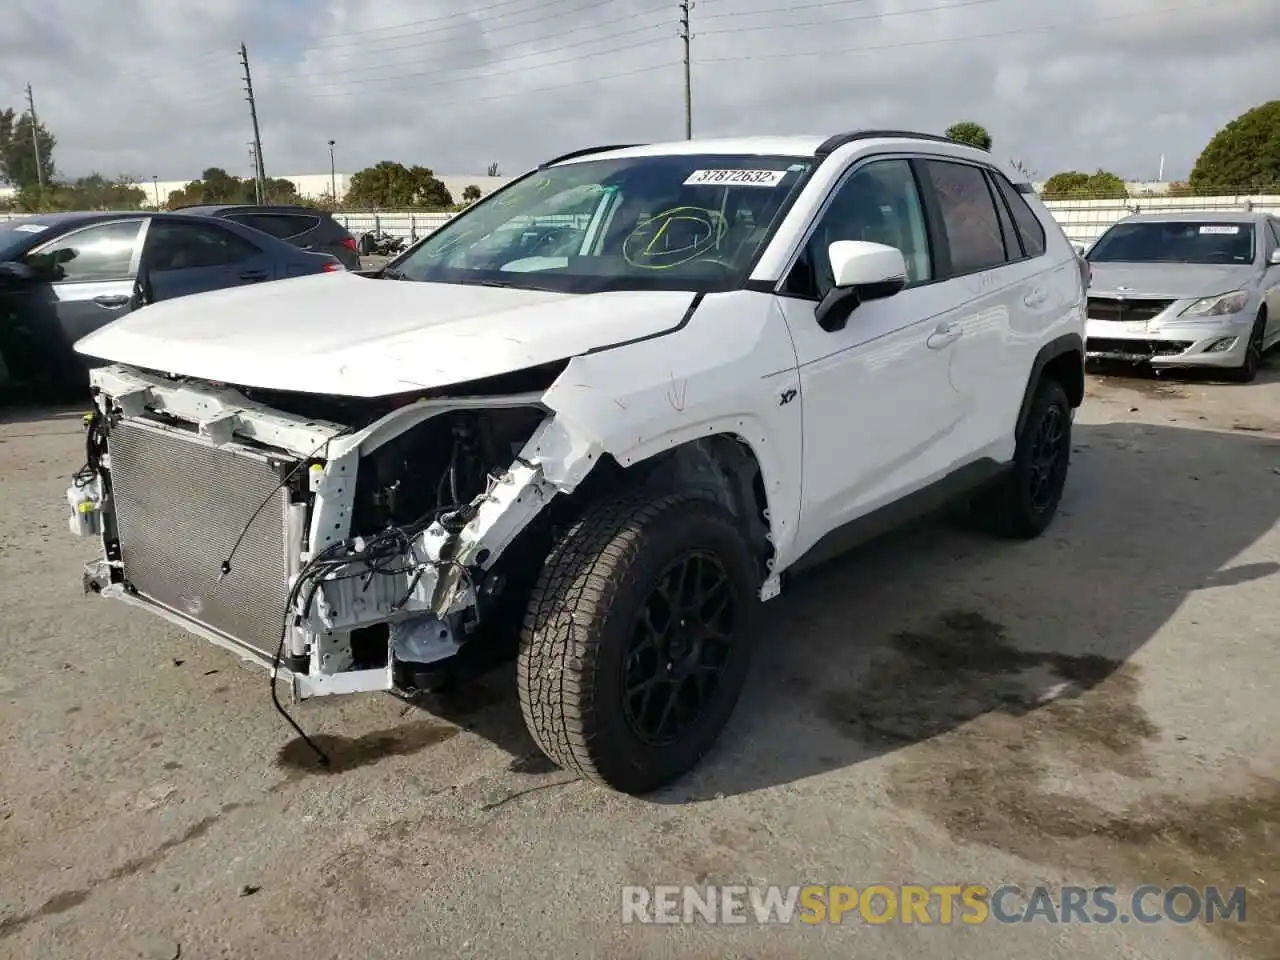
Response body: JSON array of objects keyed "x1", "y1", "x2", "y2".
[
  {"x1": 0, "y1": 802, "x2": 244, "y2": 939},
  {"x1": 820, "y1": 609, "x2": 1277, "y2": 958},
  {"x1": 276, "y1": 721, "x2": 459, "y2": 775}
]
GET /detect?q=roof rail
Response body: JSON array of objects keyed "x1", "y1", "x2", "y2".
[
  {"x1": 815, "y1": 129, "x2": 964, "y2": 158},
  {"x1": 538, "y1": 143, "x2": 645, "y2": 169}
]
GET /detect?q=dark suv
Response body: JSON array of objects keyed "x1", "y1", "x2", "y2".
[{"x1": 172, "y1": 204, "x2": 361, "y2": 269}]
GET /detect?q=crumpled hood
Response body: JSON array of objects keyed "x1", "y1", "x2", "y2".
[
  {"x1": 74, "y1": 272, "x2": 697, "y2": 397},
  {"x1": 1087, "y1": 262, "x2": 1256, "y2": 300}
]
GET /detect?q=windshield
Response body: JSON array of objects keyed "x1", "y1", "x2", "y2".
[
  {"x1": 1087, "y1": 221, "x2": 1256, "y2": 265},
  {"x1": 0, "y1": 217, "x2": 54, "y2": 261},
  {"x1": 390, "y1": 153, "x2": 813, "y2": 293}
]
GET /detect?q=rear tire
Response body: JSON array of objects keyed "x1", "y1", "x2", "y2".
[
  {"x1": 973, "y1": 377, "x2": 1073, "y2": 539},
  {"x1": 1225, "y1": 311, "x2": 1266, "y2": 384},
  {"x1": 518, "y1": 491, "x2": 759, "y2": 794}
]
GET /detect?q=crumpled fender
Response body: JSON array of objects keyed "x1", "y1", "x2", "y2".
[{"x1": 537, "y1": 289, "x2": 805, "y2": 570}]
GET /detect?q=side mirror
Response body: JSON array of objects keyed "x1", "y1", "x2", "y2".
[
  {"x1": 0, "y1": 260, "x2": 36, "y2": 284},
  {"x1": 1073, "y1": 243, "x2": 1087, "y2": 256},
  {"x1": 815, "y1": 241, "x2": 907, "y2": 332},
  {"x1": 1268, "y1": 250, "x2": 1280, "y2": 266}
]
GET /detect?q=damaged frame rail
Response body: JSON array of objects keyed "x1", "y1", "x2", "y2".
[{"x1": 72, "y1": 364, "x2": 601, "y2": 702}]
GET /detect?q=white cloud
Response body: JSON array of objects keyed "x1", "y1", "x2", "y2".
[{"x1": 3, "y1": 0, "x2": 1276, "y2": 185}]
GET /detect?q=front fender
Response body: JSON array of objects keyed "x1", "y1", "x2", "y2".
[{"x1": 539, "y1": 289, "x2": 805, "y2": 569}]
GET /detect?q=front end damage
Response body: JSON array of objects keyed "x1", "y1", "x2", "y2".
[{"x1": 70, "y1": 362, "x2": 603, "y2": 701}]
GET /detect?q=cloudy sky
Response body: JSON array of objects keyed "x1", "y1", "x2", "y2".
[{"x1": 2, "y1": 0, "x2": 1275, "y2": 184}]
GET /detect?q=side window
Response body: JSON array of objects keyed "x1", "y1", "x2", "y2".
[
  {"x1": 146, "y1": 222, "x2": 261, "y2": 271},
  {"x1": 1268, "y1": 219, "x2": 1280, "y2": 250},
  {"x1": 920, "y1": 160, "x2": 1008, "y2": 275},
  {"x1": 783, "y1": 158, "x2": 932, "y2": 299},
  {"x1": 987, "y1": 172, "x2": 1023, "y2": 260},
  {"x1": 992, "y1": 172, "x2": 1047, "y2": 257},
  {"x1": 23, "y1": 220, "x2": 142, "y2": 282}
]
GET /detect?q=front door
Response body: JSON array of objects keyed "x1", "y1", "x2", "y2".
[
  {"x1": 774, "y1": 156, "x2": 968, "y2": 561},
  {"x1": 10, "y1": 218, "x2": 146, "y2": 386},
  {"x1": 142, "y1": 219, "x2": 275, "y2": 301}
]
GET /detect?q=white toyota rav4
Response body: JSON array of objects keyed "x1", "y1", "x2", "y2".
[{"x1": 67, "y1": 131, "x2": 1086, "y2": 793}]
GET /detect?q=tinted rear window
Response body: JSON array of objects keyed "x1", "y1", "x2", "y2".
[
  {"x1": 228, "y1": 213, "x2": 320, "y2": 240},
  {"x1": 991, "y1": 172, "x2": 1046, "y2": 257}
]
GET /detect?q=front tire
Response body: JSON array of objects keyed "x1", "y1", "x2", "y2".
[
  {"x1": 973, "y1": 377, "x2": 1073, "y2": 539},
  {"x1": 518, "y1": 492, "x2": 759, "y2": 794}
]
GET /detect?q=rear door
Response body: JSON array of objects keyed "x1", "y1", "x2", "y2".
[
  {"x1": 913, "y1": 158, "x2": 1052, "y2": 461},
  {"x1": 142, "y1": 219, "x2": 275, "y2": 301},
  {"x1": 11, "y1": 218, "x2": 147, "y2": 384}
]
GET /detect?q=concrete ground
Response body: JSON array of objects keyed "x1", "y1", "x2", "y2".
[{"x1": 1, "y1": 365, "x2": 1277, "y2": 959}]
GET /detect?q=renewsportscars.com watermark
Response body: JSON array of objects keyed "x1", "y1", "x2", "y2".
[{"x1": 621, "y1": 884, "x2": 1249, "y2": 926}]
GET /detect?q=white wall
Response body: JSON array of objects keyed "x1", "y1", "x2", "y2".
[
  {"x1": 5, "y1": 193, "x2": 1279, "y2": 246},
  {"x1": 331, "y1": 195, "x2": 1280, "y2": 244}
]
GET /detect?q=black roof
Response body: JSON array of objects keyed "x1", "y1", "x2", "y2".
[{"x1": 171, "y1": 203, "x2": 327, "y2": 215}]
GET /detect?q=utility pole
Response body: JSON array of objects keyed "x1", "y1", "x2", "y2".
[
  {"x1": 678, "y1": 1, "x2": 692, "y2": 139},
  {"x1": 239, "y1": 43, "x2": 266, "y2": 204},
  {"x1": 24, "y1": 83, "x2": 44, "y2": 189},
  {"x1": 248, "y1": 142, "x2": 261, "y2": 202}
]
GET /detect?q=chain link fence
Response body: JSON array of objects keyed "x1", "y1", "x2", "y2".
[{"x1": 4, "y1": 192, "x2": 1279, "y2": 249}]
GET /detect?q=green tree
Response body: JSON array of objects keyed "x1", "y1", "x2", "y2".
[
  {"x1": 486, "y1": 161, "x2": 500, "y2": 177},
  {"x1": 15, "y1": 173, "x2": 146, "y2": 213},
  {"x1": 1040, "y1": 169, "x2": 1129, "y2": 200},
  {"x1": 345, "y1": 161, "x2": 453, "y2": 209},
  {"x1": 1189, "y1": 100, "x2": 1280, "y2": 194},
  {"x1": 0, "y1": 107, "x2": 56, "y2": 189},
  {"x1": 462, "y1": 184, "x2": 482, "y2": 203},
  {"x1": 165, "y1": 168, "x2": 300, "y2": 207},
  {"x1": 944, "y1": 121, "x2": 992, "y2": 151}
]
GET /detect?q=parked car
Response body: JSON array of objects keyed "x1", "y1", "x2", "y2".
[
  {"x1": 1084, "y1": 210, "x2": 1280, "y2": 381},
  {"x1": 67, "y1": 131, "x2": 1085, "y2": 793},
  {"x1": 0, "y1": 211, "x2": 344, "y2": 393},
  {"x1": 173, "y1": 204, "x2": 361, "y2": 270}
]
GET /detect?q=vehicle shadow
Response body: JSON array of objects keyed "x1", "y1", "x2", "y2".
[{"x1": 414, "y1": 420, "x2": 1280, "y2": 798}]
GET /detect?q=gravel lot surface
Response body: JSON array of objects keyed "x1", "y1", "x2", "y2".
[{"x1": 2, "y1": 365, "x2": 1277, "y2": 959}]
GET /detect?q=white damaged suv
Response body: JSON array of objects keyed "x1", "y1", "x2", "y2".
[{"x1": 68, "y1": 131, "x2": 1086, "y2": 793}]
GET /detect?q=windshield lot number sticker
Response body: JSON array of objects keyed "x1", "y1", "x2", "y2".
[
  {"x1": 1198, "y1": 225, "x2": 1239, "y2": 234},
  {"x1": 684, "y1": 169, "x2": 786, "y2": 187}
]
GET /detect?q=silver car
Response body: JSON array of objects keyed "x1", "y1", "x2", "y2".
[{"x1": 1084, "y1": 210, "x2": 1280, "y2": 382}]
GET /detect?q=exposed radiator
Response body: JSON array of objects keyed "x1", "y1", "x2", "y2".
[{"x1": 106, "y1": 420, "x2": 295, "y2": 659}]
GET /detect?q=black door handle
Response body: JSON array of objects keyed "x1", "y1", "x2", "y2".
[
  {"x1": 92, "y1": 294, "x2": 130, "y2": 307},
  {"x1": 239, "y1": 270, "x2": 268, "y2": 281}
]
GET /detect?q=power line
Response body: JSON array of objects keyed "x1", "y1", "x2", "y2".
[
  {"x1": 278, "y1": 34, "x2": 672, "y2": 95},
  {"x1": 271, "y1": 20, "x2": 671, "y2": 85},
  {"x1": 303, "y1": 0, "x2": 596, "y2": 43},
  {"x1": 698, "y1": 0, "x2": 878, "y2": 18},
  {"x1": 700, "y1": 0, "x2": 1008, "y2": 36},
  {"x1": 697, "y1": 0, "x2": 1231, "y2": 62},
  {"x1": 300, "y1": 0, "x2": 661, "y2": 55},
  {"x1": 298, "y1": 58, "x2": 679, "y2": 104}
]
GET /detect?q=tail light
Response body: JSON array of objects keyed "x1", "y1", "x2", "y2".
[
  {"x1": 1077, "y1": 255, "x2": 1091, "y2": 289},
  {"x1": 323, "y1": 261, "x2": 345, "y2": 273},
  {"x1": 340, "y1": 236, "x2": 357, "y2": 252}
]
